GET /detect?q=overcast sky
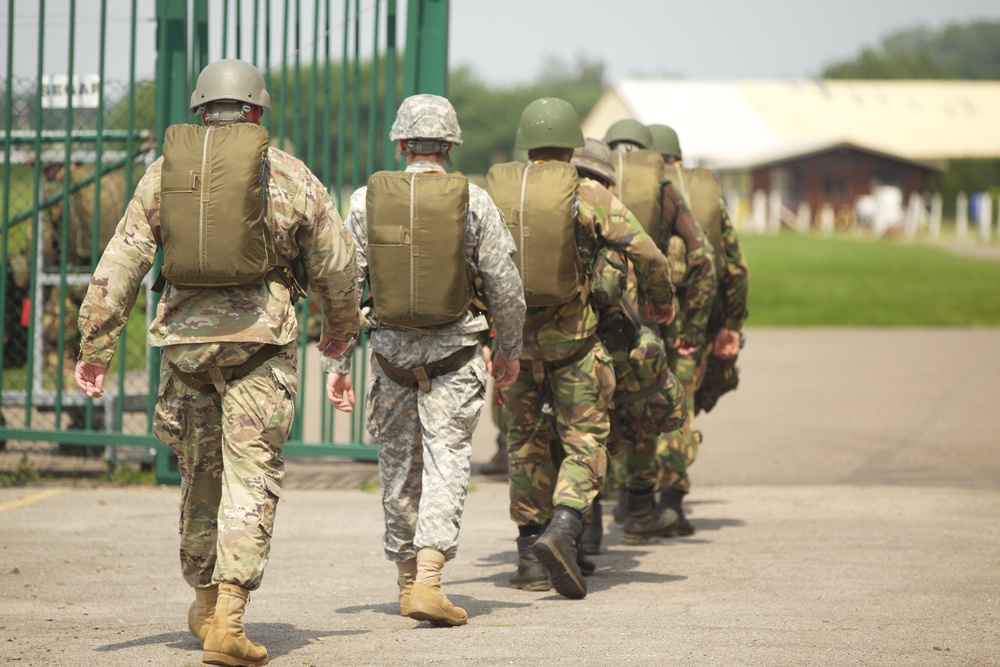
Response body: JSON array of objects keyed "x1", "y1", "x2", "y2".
[{"x1": 3, "y1": 0, "x2": 1000, "y2": 84}]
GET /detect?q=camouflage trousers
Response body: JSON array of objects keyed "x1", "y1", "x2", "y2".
[
  {"x1": 366, "y1": 349, "x2": 487, "y2": 563},
  {"x1": 657, "y1": 345, "x2": 709, "y2": 493},
  {"x1": 501, "y1": 343, "x2": 615, "y2": 526},
  {"x1": 152, "y1": 350, "x2": 296, "y2": 591}
]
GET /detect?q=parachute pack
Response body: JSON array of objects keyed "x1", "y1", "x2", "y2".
[
  {"x1": 614, "y1": 148, "x2": 665, "y2": 244},
  {"x1": 365, "y1": 170, "x2": 472, "y2": 327},
  {"x1": 156, "y1": 123, "x2": 277, "y2": 289},
  {"x1": 485, "y1": 160, "x2": 582, "y2": 307},
  {"x1": 664, "y1": 164, "x2": 725, "y2": 278}
]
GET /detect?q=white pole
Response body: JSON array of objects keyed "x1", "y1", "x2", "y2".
[
  {"x1": 752, "y1": 189, "x2": 767, "y2": 234},
  {"x1": 980, "y1": 194, "x2": 993, "y2": 243},
  {"x1": 768, "y1": 190, "x2": 782, "y2": 233},
  {"x1": 818, "y1": 203, "x2": 835, "y2": 236},
  {"x1": 796, "y1": 202, "x2": 811, "y2": 233}
]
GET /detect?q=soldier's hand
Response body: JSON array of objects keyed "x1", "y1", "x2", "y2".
[
  {"x1": 713, "y1": 328, "x2": 741, "y2": 358},
  {"x1": 317, "y1": 335, "x2": 350, "y2": 358},
  {"x1": 326, "y1": 372, "x2": 355, "y2": 412},
  {"x1": 482, "y1": 344, "x2": 494, "y2": 376},
  {"x1": 673, "y1": 339, "x2": 701, "y2": 356},
  {"x1": 646, "y1": 303, "x2": 675, "y2": 325},
  {"x1": 75, "y1": 361, "x2": 107, "y2": 398},
  {"x1": 492, "y1": 356, "x2": 520, "y2": 389}
]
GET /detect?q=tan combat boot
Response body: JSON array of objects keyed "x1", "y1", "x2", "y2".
[
  {"x1": 407, "y1": 548, "x2": 468, "y2": 626},
  {"x1": 202, "y1": 583, "x2": 269, "y2": 666},
  {"x1": 396, "y1": 559, "x2": 417, "y2": 616},
  {"x1": 187, "y1": 584, "x2": 218, "y2": 645}
]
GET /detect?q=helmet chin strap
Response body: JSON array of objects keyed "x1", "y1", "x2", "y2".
[
  {"x1": 200, "y1": 103, "x2": 253, "y2": 125},
  {"x1": 403, "y1": 139, "x2": 452, "y2": 165}
]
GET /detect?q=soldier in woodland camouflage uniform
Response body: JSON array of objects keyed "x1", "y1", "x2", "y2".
[
  {"x1": 487, "y1": 100, "x2": 675, "y2": 600},
  {"x1": 75, "y1": 60, "x2": 360, "y2": 667},
  {"x1": 648, "y1": 123, "x2": 749, "y2": 534},
  {"x1": 573, "y1": 135, "x2": 707, "y2": 553},
  {"x1": 326, "y1": 94, "x2": 525, "y2": 627}
]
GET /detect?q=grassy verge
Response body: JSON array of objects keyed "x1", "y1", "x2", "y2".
[{"x1": 741, "y1": 233, "x2": 1000, "y2": 326}]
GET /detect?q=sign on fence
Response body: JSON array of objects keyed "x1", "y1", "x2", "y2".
[{"x1": 41, "y1": 74, "x2": 101, "y2": 109}]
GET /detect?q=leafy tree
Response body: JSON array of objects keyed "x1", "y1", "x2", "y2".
[{"x1": 822, "y1": 20, "x2": 1000, "y2": 79}]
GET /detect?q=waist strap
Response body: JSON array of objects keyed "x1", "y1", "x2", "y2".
[
  {"x1": 169, "y1": 344, "x2": 283, "y2": 395},
  {"x1": 529, "y1": 335, "x2": 599, "y2": 387},
  {"x1": 615, "y1": 369, "x2": 670, "y2": 405},
  {"x1": 374, "y1": 345, "x2": 478, "y2": 393}
]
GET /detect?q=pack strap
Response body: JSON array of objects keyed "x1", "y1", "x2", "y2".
[
  {"x1": 168, "y1": 344, "x2": 283, "y2": 395},
  {"x1": 373, "y1": 345, "x2": 478, "y2": 393},
  {"x1": 615, "y1": 369, "x2": 670, "y2": 406}
]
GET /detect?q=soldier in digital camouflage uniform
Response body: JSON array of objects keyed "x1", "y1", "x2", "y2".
[
  {"x1": 649, "y1": 123, "x2": 749, "y2": 534},
  {"x1": 572, "y1": 135, "x2": 706, "y2": 553},
  {"x1": 75, "y1": 59, "x2": 361, "y2": 667},
  {"x1": 326, "y1": 94, "x2": 525, "y2": 627},
  {"x1": 489, "y1": 99, "x2": 675, "y2": 600}
]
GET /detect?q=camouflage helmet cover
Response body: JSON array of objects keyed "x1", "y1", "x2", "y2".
[
  {"x1": 189, "y1": 59, "x2": 271, "y2": 112},
  {"x1": 389, "y1": 94, "x2": 463, "y2": 144},
  {"x1": 603, "y1": 118, "x2": 653, "y2": 150},
  {"x1": 571, "y1": 137, "x2": 616, "y2": 186},
  {"x1": 648, "y1": 123, "x2": 683, "y2": 160},
  {"x1": 515, "y1": 97, "x2": 584, "y2": 151}
]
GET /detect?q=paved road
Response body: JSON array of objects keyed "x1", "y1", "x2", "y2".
[{"x1": 1, "y1": 329, "x2": 999, "y2": 666}]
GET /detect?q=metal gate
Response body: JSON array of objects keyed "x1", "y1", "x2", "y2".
[{"x1": 0, "y1": 0, "x2": 450, "y2": 483}]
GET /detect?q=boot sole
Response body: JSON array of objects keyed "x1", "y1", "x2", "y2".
[
  {"x1": 532, "y1": 540, "x2": 586, "y2": 600},
  {"x1": 202, "y1": 650, "x2": 269, "y2": 666},
  {"x1": 509, "y1": 578, "x2": 552, "y2": 592},
  {"x1": 407, "y1": 603, "x2": 468, "y2": 627}
]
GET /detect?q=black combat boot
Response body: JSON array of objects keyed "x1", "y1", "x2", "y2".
[
  {"x1": 658, "y1": 487, "x2": 695, "y2": 536},
  {"x1": 509, "y1": 536, "x2": 551, "y2": 591},
  {"x1": 576, "y1": 533, "x2": 596, "y2": 576},
  {"x1": 622, "y1": 488, "x2": 678, "y2": 544},
  {"x1": 532, "y1": 507, "x2": 587, "y2": 599},
  {"x1": 580, "y1": 498, "x2": 603, "y2": 555}
]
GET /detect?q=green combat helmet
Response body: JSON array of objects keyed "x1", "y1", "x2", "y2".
[
  {"x1": 603, "y1": 118, "x2": 652, "y2": 150},
  {"x1": 648, "y1": 123, "x2": 683, "y2": 161},
  {"x1": 571, "y1": 137, "x2": 616, "y2": 186},
  {"x1": 189, "y1": 59, "x2": 271, "y2": 112},
  {"x1": 515, "y1": 98, "x2": 584, "y2": 151}
]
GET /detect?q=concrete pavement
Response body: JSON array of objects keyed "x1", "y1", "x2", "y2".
[{"x1": 1, "y1": 329, "x2": 999, "y2": 666}]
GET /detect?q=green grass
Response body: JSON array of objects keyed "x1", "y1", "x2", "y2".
[{"x1": 741, "y1": 233, "x2": 1000, "y2": 326}]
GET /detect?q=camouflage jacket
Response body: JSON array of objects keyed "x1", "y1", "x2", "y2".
[
  {"x1": 78, "y1": 143, "x2": 361, "y2": 369},
  {"x1": 324, "y1": 160, "x2": 525, "y2": 374},
  {"x1": 661, "y1": 183, "x2": 717, "y2": 348},
  {"x1": 713, "y1": 203, "x2": 749, "y2": 332},
  {"x1": 522, "y1": 174, "x2": 674, "y2": 362}
]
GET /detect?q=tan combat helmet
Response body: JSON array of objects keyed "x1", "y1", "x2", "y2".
[
  {"x1": 189, "y1": 59, "x2": 271, "y2": 113},
  {"x1": 571, "y1": 137, "x2": 616, "y2": 187},
  {"x1": 648, "y1": 123, "x2": 683, "y2": 162},
  {"x1": 390, "y1": 94, "x2": 462, "y2": 160}
]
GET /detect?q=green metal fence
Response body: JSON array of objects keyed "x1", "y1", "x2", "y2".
[{"x1": 1, "y1": 0, "x2": 449, "y2": 483}]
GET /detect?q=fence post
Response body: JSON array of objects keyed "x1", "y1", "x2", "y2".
[
  {"x1": 796, "y1": 202, "x2": 810, "y2": 233},
  {"x1": 817, "y1": 203, "x2": 834, "y2": 236},
  {"x1": 956, "y1": 192, "x2": 968, "y2": 241},
  {"x1": 752, "y1": 189, "x2": 767, "y2": 234},
  {"x1": 979, "y1": 194, "x2": 993, "y2": 243},
  {"x1": 929, "y1": 193, "x2": 942, "y2": 241},
  {"x1": 767, "y1": 190, "x2": 782, "y2": 233}
]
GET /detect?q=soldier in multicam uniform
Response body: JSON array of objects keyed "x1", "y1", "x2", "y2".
[
  {"x1": 325, "y1": 94, "x2": 525, "y2": 627},
  {"x1": 488, "y1": 99, "x2": 675, "y2": 600},
  {"x1": 571, "y1": 136, "x2": 705, "y2": 555},
  {"x1": 648, "y1": 123, "x2": 750, "y2": 534},
  {"x1": 75, "y1": 59, "x2": 361, "y2": 667}
]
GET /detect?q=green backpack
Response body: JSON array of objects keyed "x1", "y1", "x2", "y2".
[
  {"x1": 664, "y1": 165, "x2": 725, "y2": 278},
  {"x1": 157, "y1": 123, "x2": 276, "y2": 288},
  {"x1": 614, "y1": 148, "x2": 665, "y2": 242},
  {"x1": 366, "y1": 170, "x2": 472, "y2": 327},
  {"x1": 485, "y1": 161, "x2": 581, "y2": 307}
]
